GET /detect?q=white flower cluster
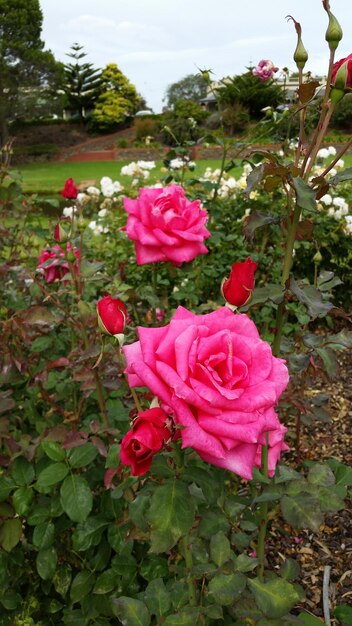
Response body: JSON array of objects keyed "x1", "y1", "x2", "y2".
[
  {"x1": 168, "y1": 157, "x2": 196, "y2": 170},
  {"x1": 201, "y1": 163, "x2": 257, "y2": 200},
  {"x1": 319, "y1": 193, "x2": 351, "y2": 235},
  {"x1": 316, "y1": 146, "x2": 337, "y2": 160},
  {"x1": 120, "y1": 161, "x2": 155, "y2": 178}
]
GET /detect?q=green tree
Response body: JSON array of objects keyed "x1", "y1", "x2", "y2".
[
  {"x1": 0, "y1": 0, "x2": 61, "y2": 143},
  {"x1": 164, "y1": 73, "x2": 208, "y2": 108},
  {"x1": 63, "y1": 43, "x2": 102, "y2": 121},
  {"x1": 91, "y1": 63, "x2": 140, "y2": 132},
  {"x1": 217, "y1": 70, "x2": 284, "y2": 119}
]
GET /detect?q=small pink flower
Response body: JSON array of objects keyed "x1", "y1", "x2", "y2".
[
  {"x1": 253, "y1": 60, "x2": 279, "y2": 81},
  {"x1": 249, "y1": 550, "x2": 257, "y2": 558},
  {"x1": 293, "y1": 536, "x2": 303, "y2": 544},
  {"x1": 123, "y1": 185, "x2": 210, "y2": 266}
]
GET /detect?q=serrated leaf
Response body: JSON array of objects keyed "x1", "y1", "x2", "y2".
[
  {"x1": 307, "y1": 463, "x2": 335, "y2": 487},
  {"x1": 36, "y1": 463, "x2": 69, "y2": 491},
  {"x1": 36, "y1": 546, "x2": 57, "y2": 580},
  {"x1": 70, "y1": 570, "x2": 95, "y2": 603},
  {"x1": 292, "y1": 177, "x2": 316, "y2": 213},
  {"x1": 60, "y1": 475, "x2": 93, "y2": 523},
  {"x1": 12, "y1": 486, "x2": 33, "y2": 515},
  {"x1": 244, "y1": 163, "x2": 265, "y2": 195},
  {"x1": 27, "y1": 504, "x2": 50, "y2": 526},
  {"x1": 208, "y1": 572, "x2": 246, "y2": 605},
  {"x1": 280, "y1": 558, "x2": 300, "y2": 581},
  {"x1": 243, "y1": 210, "x2": 280, "y2": 241},
  {"x1": 144, "y1": 578, "x2": 171, "y2": 618},
  {"x1": 112, "y1": 596, "x2": 150, "y2": 626},
  {"x1": 0, "y1": 519, "x2": 22, "y2": 552},
  {"x1": 334, "y1": 604, "x2": 352, "y2": 625},
  {"x1": 210, "y1": 531, "x2": 231, "y2": 567},
  {"x1": 93, "y1": 569, "x2": 119, "y2": 594},
  {"x1": 281, "y1": 494, "x2": 323, "y2": 532},
  {"x1": 68, "y1": 442, "x2": 98, "y2": 468},
  {"x1": 33, "y1": 521, "x2": 55, "y2": 549},
  {"x1": 41, "y1": 441, "x2": 66, "y2": 462},
  {"x1": 289, "y1": 277, "x2": 334, "y2": 320},
  {"x1": 328, "y1": 167, "x2": 352, "y2": 186},
  {"x1": 294, "y1": 612, "x2": 325, "y2": 625},
  {"x1": 248, "y1": 577, "x2": 301, "y2": 619},
  {"x1": 243, "y1": 285, "x2": 285, "y2": 308},
  {"x1": 11, "y1": 457, "x2": 35, "y2": 486},
  {"x1": 0, "y1": 476, "x2": 15, "y2": 502},
  {"x1": 53, "y1": 564, "x2": 72, "y2": 597},
  {"x1": 147, "y1": 480, "x2": 195, "y2": 553},
  {"x1": 72, "y1": 516, "x2": 109, "y2": 552}
]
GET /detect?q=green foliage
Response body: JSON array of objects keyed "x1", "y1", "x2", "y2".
[
  {"x1": 161, "y1": 99, "x2": 209, "y2": 145},
  {"x1": 217, "y1": 71, "x2": 285, "y2": 119},
  {"x1": 164, "y1": 73, "x2": 208, "y2": 108},
  {"x1": 63, "y1": 43, "x2": 102, "y2": 120},
  {"x1": 90, "y1": 63, "x2": 140, "y2": 132}
]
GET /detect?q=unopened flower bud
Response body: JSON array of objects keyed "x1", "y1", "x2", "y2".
[
  {"x1": 97, "y1": 295, "x2": 127, "y2": 337},
  {"x1": 313, "y1": 250, "x2": 323, "y2": 264},
  {"x1": 66, "y1": 248, "x2": 77, "y2": 263},
  {"x1": 53, "y1": 223, "x2": 69, "y2": 243},
  {"x1": 330, "y1": 58, "x2": 351, "y2": 104},
  {"x1": 294, "y1": 37, "x2": 308, "y2": 70},
  {"x1": 323, "y1": 1, "x2": 343, "y2": 50},
  {"x1": 76, "y1": 216, "x2": 87, "y2": 232}
]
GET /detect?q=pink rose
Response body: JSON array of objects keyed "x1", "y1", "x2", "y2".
[
  {"x1": 120, "y1": 407, "x2": 171, "y2": 476},
  {"x1": 123, "y1": 307, "x2": 289, "y2": 480},
  {"x1": 123, "y1": 185, "x2": 210, "y2": 265},
  {"x1": 252, "y1": 60, "x2": 279, "y2": 81},
  {"x1": 37, "y1": 244, "x2": 80, "y2": 283}
]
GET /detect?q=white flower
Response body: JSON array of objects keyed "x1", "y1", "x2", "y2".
[
  {"x1": 336, "y1": 159, "x2": 344, "y2": 169},
  {"x1": 317, "y1": 148, "x2": 330, "y2": 160},
  {"x1": 113, "y1": 181, "x2": 123, "y2": 193},
  {"x1": 101, "y1": 184, "x2": 115, "y2": 198},
  {"x1": 62, "y1": 206, "x2": 77, "y2": 218},
  {"x1": 344, "y1": 215, "x2": 352, "y2": 234},
  {"x1": 328, "y1": 207, "x2": 335, "y2": 216},
  {"x1": 98, "y1": 208, "x2": 108, "y2": 218},
  {"x1": 169, "y1": 157, "x2": 184, "y2": 170},
  {"x1": 320, "y1": 194, "x2": 333, "y2": 205},
  {"x1": 334, "y1": 209, "x2": 343, "y2": 220},
  {"x1": 88, "y1": 220, "x2": 109, "y2": 235},
  {"x1": 86, "y1": 186, "x2": 101, "y2": 196},
  {"x1": 100, "y1": 176, "x2": 113, "y2": 187},
  {"x1": 328, "y1": 168, "x2": 337, "y2": 177},
  {"x1": 328, "y1": 146, "x2": 337, "y2": 156},
  {"x1": 333, "y1": 197, "x2": 349, "y2": 211},
  {"x1": 77, "y1": 192, "x2": 87, "y2": 203},
  {"x1": 137, "y1": 160, "x2": 155, "y2": 170}
]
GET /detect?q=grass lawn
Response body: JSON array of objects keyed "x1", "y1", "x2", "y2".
[
  {"x1": 15, "y1": 160, "x2": 240, "y2": 194},
  {"x1": 13, "y1": 155, "x2": 352, "y2": 195}
]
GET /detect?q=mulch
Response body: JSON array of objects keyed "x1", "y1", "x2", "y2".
[{"x1": 268, "y1": 349, "x2": 352, "y2": 622}]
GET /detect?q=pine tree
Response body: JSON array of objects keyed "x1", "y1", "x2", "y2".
[{"x1": 63, "y1": 43, "x2": 102, "y2": 121}]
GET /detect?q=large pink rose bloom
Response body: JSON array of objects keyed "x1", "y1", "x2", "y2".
[
  {"x1": 123, "y1": 307, "x2": 289, "y2": 480},
  {"x1": 123, "y1": 185, "x2": 210, "y2": 265}
]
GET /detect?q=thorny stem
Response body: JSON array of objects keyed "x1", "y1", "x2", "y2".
[
  {"x1": 182, "y1": 536, "x2": 197, "y2": 606},
  {"x1": 257, "y1": 434, "x2": 269, "y2": 582}
]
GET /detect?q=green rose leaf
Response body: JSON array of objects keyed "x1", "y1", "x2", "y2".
[
  {"x1": 334, "y1": 604, "x2": 352, "y2": 625},
  {"x1": 248, "y1": 576, "x2": 301, "y2": 619},
  {"x1": 33, "y1": 521, "x2": 55, "y2": 550},
  {"x1": 12, "y1": 486, "x2": 33, "y2": 516},
  {"x1": 281, "y1": 494, "x2": 323, "y2": 532},
  {"x1": 112, "y1": 596, "x2": 150, "y2": 626},
  {"x1": 11, "y1": 457, "x2": 35, "y2": 486},
  {"x1": 307, "y1": 463, "x2": 336, "y2": 487},
  {"x1": 279, "y1": 558, "x2": 300, "y2": 581},
  {"x1": 163, "y1": 610, "x2": 200, "y2": 626},
  {"x1": 144, "y1": 577, "x2": 171, "y2": 618},
  {"x1": 36, "y1": 463, "x2": 69, "y2": 491},
  {"x1": 210, "y1": 531, "x2": 231, "y2": 567},
  {"x1": 70, "y1": 570, "x2": 95, "y2": 603},
  {"x1": 60, "y1": 475, "x2": 93, "y2": 523},
  {"x1": 36, "y1": 546, "x2": 58, "y2": 580},
  {"x1": 93, "y1": 569, "x2": 119, "y2": 594},
  {"x1": 41, "y1": 441, "x2": 66, "y2": 462},
  {"x1": 208, "y1": 572, "x2": 246, "y2": 605},
  {"x1": 0, "y1": 476, "x2": 15, "y2": 502},
  {"x1": 68, "y1": 442, "x2": 98, "y2": 468},
  {"x1": 147, "y1": 479, "x2": 195, "y2": 553},
  {"x1": 292, "y1": 176, "x2": 316, "y2": 212},
  {"x1": 0, "y1": 518, "x2": 22, "y2": 552}
]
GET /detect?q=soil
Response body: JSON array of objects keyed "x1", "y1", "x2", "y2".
[{"x1": 269, "y1": 349, "x2": 352, "y2": 622}]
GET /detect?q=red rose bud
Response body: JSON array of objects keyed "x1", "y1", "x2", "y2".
[
  {"x1": 97, "y1": 295, "x2": 127, "y2": 337},
  {"x1": 54, "y1": 223, "x2": 69, "y2": 243},
  {"x1": 61, "y1": 178, "x2": 78, "y2": 200},
  {"x1": 120, "y1": 407, "x2": 171, "y2": 475},
  {"x1": 330, "y1": 55, "x2": 352, "y2": 104},
  {"x1": 221, "y1": 257, "x2": 257, "y2": 307}
]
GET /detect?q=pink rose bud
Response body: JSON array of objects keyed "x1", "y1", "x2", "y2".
[
  {"x1": 61, "y1": 178, "x2": 78, "y2": 200},
  {"x1": 120, "y1": 407, "x2": 171, "y2": 475},
  {"x1": 37, "y1": 244, "x2": 80, "y2": 283},
  {"x1": 96, "y1": 295, "x2": 127, "y2": 337},
  {"x1": 54, "y1": 223, "x2": 68, "y2": 243},
  {"x1": 221, "y1": 257, "x2": 257, "y2": 307}
]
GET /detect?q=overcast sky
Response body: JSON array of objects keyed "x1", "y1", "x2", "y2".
[{"x1": 40, "y1": 0, "x2": 352, "y2": 112}]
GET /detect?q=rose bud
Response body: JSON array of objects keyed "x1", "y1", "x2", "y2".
[
  {"x1": 120, "y1": 407, "x2": 171, "y2": 476},
  {"x1": 97, "y1": 295, "x2": 127, "y2": 337},
  {"x1": 61, "y1": 178, "x2": 78, "y2": 200},
  {"x1": 53, "y1": 223, "x2": 69, "y2": 243},
  {"x1": 221, "y1": 257, "x2": 257, "y2": 308},
  {"x1": 323, "y1": 0, "x2": 343, "y2": 51}
]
